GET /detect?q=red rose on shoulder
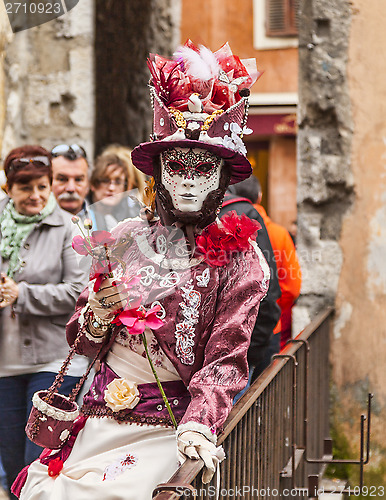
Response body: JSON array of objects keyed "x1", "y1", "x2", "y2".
[
  {"x1": 196, "y1": 226, "x2": 231, "y2": 267},
  {"x1": 195, "y1": 212, "x2": 261, "y2": 267},
  {"x1": 220, "y1": 212, "x2": 261, "y2": 251}
]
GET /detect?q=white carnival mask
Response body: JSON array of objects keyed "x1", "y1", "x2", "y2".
[{"x1": 160, "y1": 147, "x2": 222, "y2": 212}]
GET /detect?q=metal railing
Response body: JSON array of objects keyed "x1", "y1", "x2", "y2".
[{"x1": 153, "y1": 307, "x2": 334, "y2": 499}]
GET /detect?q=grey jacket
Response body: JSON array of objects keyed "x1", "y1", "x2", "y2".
[{"x1": 0, "y1": 198, "x2": 87, "y2": 365}]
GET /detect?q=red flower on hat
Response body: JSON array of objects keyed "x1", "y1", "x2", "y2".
[
  {"x1": 148, "y1": 40, "x2": 261, "y2": 113},
  {"x1": 48, "y1": 457, "x2": 63, "y2": 478},
  {"x1": 196, "y1": 211, "x2": 261, "y2": 267}
]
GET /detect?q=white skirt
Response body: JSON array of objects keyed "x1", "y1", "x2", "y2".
[
  {"x1": 20, "y1": 341, "x2": 184, "y2": 500},
  {"x1": 20, "y1": 419, "x2": 180, "y2": 500}
]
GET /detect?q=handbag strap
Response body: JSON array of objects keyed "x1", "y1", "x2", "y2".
[
  {"x1": 68, "y1": 343, "x2": 105, "y2": 402},
  {"x1": 43, "y1": 327, "x2": 107, "y2": 404}
]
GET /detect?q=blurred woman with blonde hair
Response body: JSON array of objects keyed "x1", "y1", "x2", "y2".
[{"x1": 88, "y1": 145, "x2": 146, "y2": 231}]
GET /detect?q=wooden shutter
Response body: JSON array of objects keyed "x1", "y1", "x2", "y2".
[{"x1": 266, "y1": 0, "x2": 299, "y2": 37}]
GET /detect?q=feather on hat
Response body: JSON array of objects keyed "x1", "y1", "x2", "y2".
[{"x1": 131, "y1": 41, "x2": 262, "y2": 184}]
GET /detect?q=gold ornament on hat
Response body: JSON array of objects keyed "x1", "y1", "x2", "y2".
[
  {"x1": 201, "y1": 109, "x2": 224, "y2": 131},
  {"x1": 169, "y1": 107, "x2": 187, "y2": 129}
]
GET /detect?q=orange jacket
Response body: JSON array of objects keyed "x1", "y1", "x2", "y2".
[{"x1": 254, "y1": 205, "x2": 302, "y2": 334}]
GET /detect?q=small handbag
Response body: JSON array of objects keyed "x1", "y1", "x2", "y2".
[{"x1": 25, "y1": 332, "x2": 105, "y2": 450}]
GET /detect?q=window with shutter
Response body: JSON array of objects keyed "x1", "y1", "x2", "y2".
[{"x1": 266, "y1": 0, "x2": 299, "y2": 37}]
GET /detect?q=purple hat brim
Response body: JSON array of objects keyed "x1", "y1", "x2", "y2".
[{"x1": 131, "y1": 139, "x2": 252, "y2": 185}]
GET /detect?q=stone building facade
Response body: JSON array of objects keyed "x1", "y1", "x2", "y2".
[
  {"x1": 0, "y1": 0, "x2": 181, "y2": 162},
  {"x1": 297, "y1": 0, "x2": 386, "y2": 484},
  {"x1": 0, "y1": 0, "x2": 94, "y2": 160},
  {"x1": 94, "y1": 0, "x2": 181, "y2": 154},
  {"x1": 0, "y1": 2, "x2": 12, "y2": 156}
]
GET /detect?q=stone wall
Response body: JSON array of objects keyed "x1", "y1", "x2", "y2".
[
  {"x1": 1, "y1": 0, "x2": 95, "y2": 160},
  {"x1": 295, "y1": 0, "x2": 353, "y2": 332},
  {"x1": 1, "y1": 0, "x2": 181, "y2": 162},
  {"x1": 94, "y1": 0, "x2": 181, "y2": 153},
  {"x1": 297, "y1": 0, "x2": 386, "y2": 484},
  {"x1": 0, "y1": 3, "x2": 13, "y2": 156}
]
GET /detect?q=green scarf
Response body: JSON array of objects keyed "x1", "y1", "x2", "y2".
[{"x1": 0, "y1": 193, "x2": 57, "y2": 277}]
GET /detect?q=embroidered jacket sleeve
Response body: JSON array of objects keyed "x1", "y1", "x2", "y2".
[{"x1": 178, "y1": 246, "x2": 269, "y2": 439}]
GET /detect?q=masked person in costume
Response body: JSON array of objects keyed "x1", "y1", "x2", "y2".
[{"x1": 14, "y1": 41, "x2": 270, "y2": 500}]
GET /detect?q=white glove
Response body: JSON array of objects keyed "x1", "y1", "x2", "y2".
[
  {"x1": 177, "y1": 431, "x2": 225, "y2": 484},
  {"x1": 88, "y1": 276, "x2": 128, "y2": 321}
]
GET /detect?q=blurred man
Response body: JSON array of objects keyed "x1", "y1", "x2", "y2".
[
  {"x1": 51, "y1": 144, "x2": 93, "y2": 391},
  {"x1": 51, "y1": 144, "x2": 90, "y2": 217},
  {"x1": 232, "y1": 175, "x2": 302, "y2": 352},
  {"x1": 220, "y1": 190, "x2": 281, "y2": 386}
]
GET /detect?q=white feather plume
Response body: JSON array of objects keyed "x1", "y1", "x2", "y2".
[
  {"x1": 174, "y1": 45, "x2": 219, "y2": 81},
  {"x1": 198, "y1": 45, "x2": 220, "y2": 77}
]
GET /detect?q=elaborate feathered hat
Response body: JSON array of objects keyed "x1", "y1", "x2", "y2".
[{"x1": 131, "y1": 41, "x2": 261, "y2": 184}]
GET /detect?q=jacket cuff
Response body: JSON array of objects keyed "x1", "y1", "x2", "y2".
[
  {"x1": 79, "y1": 303, "x2": 109, "y2": 344},
  {"x1": 176, "y1": 421, "x2": 217, "y2": 445}
]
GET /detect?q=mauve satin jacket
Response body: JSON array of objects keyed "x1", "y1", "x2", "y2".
[{"x1": 66, "y1": 218, "x2": 269, "y2": 435}]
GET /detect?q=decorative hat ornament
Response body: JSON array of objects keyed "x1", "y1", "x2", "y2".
[{"x1": 131, "y1": 40, "x2": 261, "y2": 184}]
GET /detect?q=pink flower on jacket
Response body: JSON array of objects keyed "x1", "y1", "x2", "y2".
[
  {"x1": 113, "y1": 304, "x2": 164, "y2": 335},
  {"x1": 195, "y1": 211, "x2": 261, "y2": 267}
]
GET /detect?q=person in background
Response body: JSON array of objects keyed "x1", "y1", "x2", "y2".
[
  {"x1": 51, "y1": 144, "x2": 90, "y2": 218},
  {"x1": 0, "y1": 145, "x2": 87, "y2": 499},
  {"x1": 101, "y1": 144, "x2": 146, "y2": 195},
  {"x1": 289, "y1": 219, "x2": 297, "y2": 246},
  {"x1": 220, "y1": 190, "x2": 281, "y2": 386},
  {"x1": 0, "y1": 172, "x2": 12, "y2": 494},
  {"x1": 0, "y1": 459, "x2": 7, "y2": 492},
  {"x1": 88, "y1": 145, "x2": 146, "y2": 231},
  {"x1": 233, "y1": 175, "x2": 302, "y2": 351}
]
